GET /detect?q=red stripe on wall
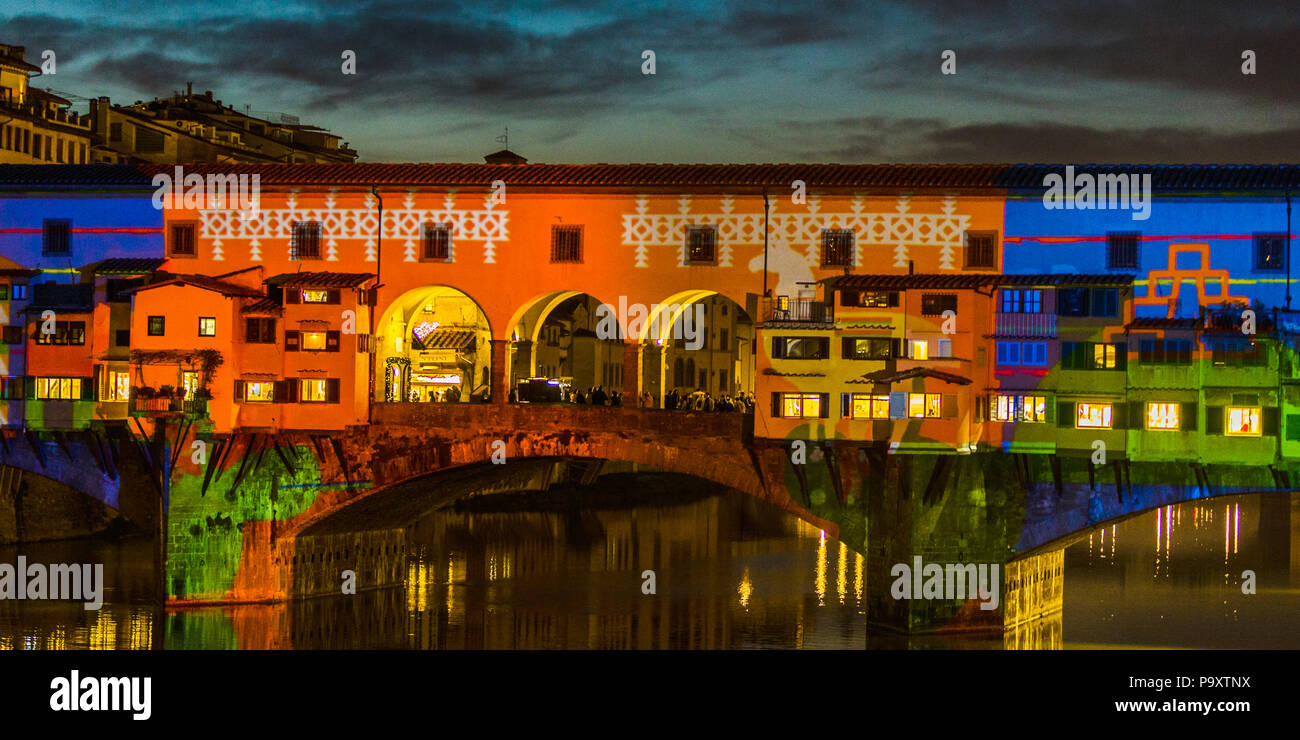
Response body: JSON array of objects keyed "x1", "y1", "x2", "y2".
[
  {"x1": 1004, "y1": 233, "x2": 1297, "y2": 244},
  {"x1": 0, "y1": 227, "x2": 162, "y2": 235}
]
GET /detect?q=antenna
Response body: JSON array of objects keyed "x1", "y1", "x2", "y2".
[{"x1": 495, "y1": 127, "x2": 508, "y2": 148}]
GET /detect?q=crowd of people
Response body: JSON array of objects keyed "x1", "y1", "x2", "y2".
[{"x1": 644, "y1": 389, "x2": 755, "y2": 412}]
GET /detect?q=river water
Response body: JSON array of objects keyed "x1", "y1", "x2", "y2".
[{"x1": 0, "y1": 479, "x2": 1295, "y2": 649}]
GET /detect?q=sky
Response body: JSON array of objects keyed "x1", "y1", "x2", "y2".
[{"x1": 4, "y1": 0, "x2": 1300, "y2": 164}]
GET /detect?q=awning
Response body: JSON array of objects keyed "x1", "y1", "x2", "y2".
[{"x1": 418, "y1": 330, "x2": 476, "y2": 350}]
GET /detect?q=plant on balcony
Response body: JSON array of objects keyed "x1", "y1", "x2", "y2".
[
  {"x1": 158, "y1": 385, "x2": 176, "y2": 398},
  {"x1": 192, "y1": 387, "x2": 213, "y2": 401}
]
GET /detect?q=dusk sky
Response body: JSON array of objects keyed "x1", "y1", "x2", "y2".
[{"x1": 6, "y1": 0, "x2": 1300, "y2": 163}]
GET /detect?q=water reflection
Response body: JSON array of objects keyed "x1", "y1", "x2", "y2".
[{"x1": 1010, "y1": 491, "x2": 1299, "y2": 649}]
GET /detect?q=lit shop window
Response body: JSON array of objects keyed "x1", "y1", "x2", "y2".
[
  {"x1": 36, "y1": 377, "x2": 81, "y2": 400},
  {"x1": 302, "y1": 289, "x2": 329, "y2": 303},
  {"x1": 909, "y1": 339, "x2": 929, "y2": 360},
  {"x1": 908, "y1": 393, "x2": 942, "y2": 419},
  {"x1": 847, "y1": 394, "x2": 890, "y2": 419},
  {"x1": 781, "y1": 393, "x2": 822, "y2": 419},
  {"x1": 244, "y1": 382, "x2": 274, "y2": 403},
  {"x1": 1076, "y1": 403, "x2": 1113, "y2": 429},
  {"x1": 301, "y1": 379, "x2": 328, "y2": 402},
  {"x1": 991, "y1": 394, "x2": 1048, "y2": 422},
  {"x1": 1225, "y1": 407, "x2": 1262, "y2": 436},
  {"x1": 1146, "y1": 402, "x2": 1181, "y2": 430},
  {"x1": 302, "y1": 331, "x2": 327, "y2": 350}
]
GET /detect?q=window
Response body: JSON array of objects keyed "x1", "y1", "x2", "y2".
[
  {"x1": 778, "y1": 392, "x2": 825, "y2": 419},
  {"x1": 551, "y1": 225, "x2": 583, "y2": 262},
  {"x1": 245, "y1": 318, "x2": 277, "y2": 343},
  {"x1": 1076, "y1": 403, "x2": 1113, "y2": 429},
  {"x1": 1254, "y1": 233, "x2": 1286, "y2": 271},
  {"x1": 843, "y1": 337, "x2": 893, "y2": 360},
  {"x1": 1091, "y1": 288, "x2": 1119, "y2": 317},
  {"x1": 169, "y1": 222, "x2": 197, "y2": 257},
  {"x1": 1208, "y1": 338, "x2": 1265, "y2": 366},
  {"x1": 109, "y1": 122, "x2": 122, "y2": 142},
  {"x1": 845, "y1": 393, "x2": 891, "y2": 420},
  {"x1": 301, "y1": 289, "x2": 329, "y2": 303},
  {"x1": 1146, "y1": 402, "x2": 1181, "y2": 430},
  {"x1": 100, "y1": 371, "x2": 130, "y2": 402},
  {"x1": 0, "y1": 378, "x2": 22, "y2": 400},
  {"x1": 991, "y1": 394, "x2": 1048, "y2": 422},
  {"x1": 135, "y1": 126, "x2": 164, "y2": 153},
  {"x1": 909, "y1": 339, "x2": 929, "y2": 360},
  {"x1": 301, "y1": 379, "x2": 328, "y2": 402},
  {"x1": 301, "y1": 331, "x2": 327, "y2": 351},
  {"x1": 841, "y1": 290, "x2": 897, "y2": 308},
  {"x1": 907, "y1": 393, "x2": 943, "y2": 419},
  {"x1": 422, "y1": 223, "x2": 452, "y2": 261},
  {"x1": 35, "y1": 321, "x2": 86, "y2": 346},
  {"x1": 147, "y1": 316, "x2": 165, "y2": 336},
  {"x1": 920, "y1": 294, "x2": 957, "y2": 316},
  {"x1": 42, "y1": 219, "x2": 71, "y2": 256},
  {"x1": 1061, "y1": 341, "x2": 1126, "y2": 370},
  {"x1": 36, "y1": 377, "x2": 83, "y2": 400},
  {"x1": 10, "y1": 284, "x2": 25, "y2": 301},
  {"x1": 244, "y1": 381, "x2": 274, "y2": 403},
  {"x1": 291, "y1": 221, "x2": 322, "y2": 260},
  {"x1": 198, "y1": 317, "x2": 216, "y2": 337},
  {"x1": 771, "y1": 336, "x2": 829, "y2": 359},
  {"x1": 1000, "y1": 288, "x2": 1042, "y2": 313},
  {"x1": 181, "y1": 371, "x2": 200, "y2": 399},
  {"x1": 996, "y1": 341, "x2": 1019, "y2": 365},
  {"x1": 1138, "y1": 338, "x2": 1193, "y2": 364},
  {"x1": 1106, "y1": 232, "x2": 1139, "y2": 269},
  {"x1": 964, "y1": 231, "x2": 996, "y2": 269},
  {"x1": 687, "y1": 226, "x2": 717, "y2": 264},
  {"x1": 821, "y1": 229, "x2": 854, "y2": 267},
  {"x1": 0, "y1": 285, "x2": 6, "y2": 301},
  {"x1": 2, "y1": 326, "x2": 22, "y2": 344},
  {"x1": 1225, "y1": 407, "x2": 1262, "y2": 436}
]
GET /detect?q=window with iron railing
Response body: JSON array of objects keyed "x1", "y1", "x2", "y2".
[
  {"x1": 687, "y1": 226, "x2": 717, "y2": 264},
  {"x1": 291, "y1": 221, "x2": 322, "y2": 260},
  {"x1": 964, "y1": 231, "x2": 997, "y2": 269},
  {"x1": 821, "y1": 229, "x2": 854, "y2": 267},
  {"x1": 551, "y1": 225, "x2": 583, "y2": 262}
]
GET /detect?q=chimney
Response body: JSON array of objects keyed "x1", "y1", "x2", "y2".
[{"x1": 187, "y1": 82, "x2": 192, "y2": 97}]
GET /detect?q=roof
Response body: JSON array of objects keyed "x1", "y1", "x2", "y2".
[
  {"x1": 123, "y1": 163, "x2": 1300, "y2": 191},
  {"x1": 266, "y1": 272, "x2": 375, "y2": 288},
  {"x1": 130, "y1": 274, "x2": 262, "y2": 298},
  {"x1": 0, "y1": 51, "x2": 41, "y2": 74},
  {"x1": 1126, "y1": 317, "x2": 1202, "y2": 330},
  {"x1": 134, "y1": 163, "x2": 1012, "y2": 189},
  {"x1": 0, "y1": 164, "x2": 156, "y2": 189},
  {"x1": 854, "y1": 367, "x2": 973, "y2": 386},
  {"x1": 996, "y1": 273, "x2": 1135, "y2": 286},
  {"x1": 241, "y1": 297, "x2": 282, "y2": 314},
  {"x1": 1001, "y1": 164, "x2": 1300, "y2": 193},
  {"x1": 834, "y1": 274, "x2": 1000, "y2": 291},
  {"x1": 86, "y1": 257, "x2": 168, "y2": 275}
]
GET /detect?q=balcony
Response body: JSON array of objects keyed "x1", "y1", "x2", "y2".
[
  {"x1": 130, "y1": 395, "x2": 208, "y2": 418},
  {"x1": 995, "y1": 312, "x2": 1057, "y2": 337},
  {"x1": 761, "y1": 297, "x2": 833, "y2": 324}
]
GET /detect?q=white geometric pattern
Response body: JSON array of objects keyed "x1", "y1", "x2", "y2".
[
  {"x1": 622, "y1": 193, "x2": 970, "y2": 270},
  {"x1": 199, "y1": 190, "x2": 508, "y2": 264}
]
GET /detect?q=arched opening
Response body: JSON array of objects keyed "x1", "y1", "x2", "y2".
[
  {"x1": 505, "y1": 291, "x2": 624, "y2": 402},
  {"x1": 375, "y1": 286, "x2": 493, "y2": 403},
  {"x1": 637, "y1": 291, "x2": 755, "y2": 409}
]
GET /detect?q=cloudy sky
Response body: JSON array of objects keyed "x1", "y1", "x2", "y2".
[{"x1": 5, "y1": 0, "x2": 1300, "y2": 163}]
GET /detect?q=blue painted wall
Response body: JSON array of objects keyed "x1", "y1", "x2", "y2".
[
  {"x1": 0, "y1": 193, "x2": 162, "y2": 271},
  {"x1": 1003, "y1": 195, "x2": 1295, "y2": 318}
]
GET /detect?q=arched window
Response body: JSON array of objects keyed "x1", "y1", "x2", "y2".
[
  {"x1": 674, "y1": 358, "x2": 684, "y2": 387},
  {"x1": 685, "y1": 358, "x2": 695, "y2": 389}
]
